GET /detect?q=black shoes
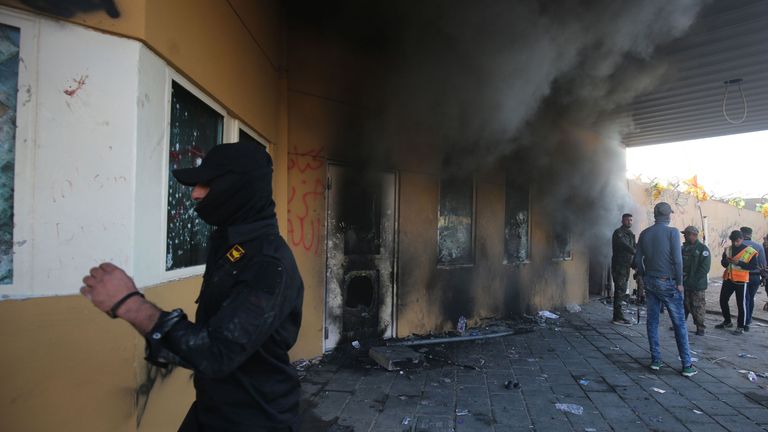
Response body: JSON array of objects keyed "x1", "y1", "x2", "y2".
[{"x1": 714, "y1": 321, "x2": 733, "y2": 329}]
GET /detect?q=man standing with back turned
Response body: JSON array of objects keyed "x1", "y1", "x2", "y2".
[
  {"x1": 79, "y1": 142, "x2": 305, "y2": 431},
  {"x1": 634, "y1": 202, "x2": 697, "y2": 377},
  {"x1": 611, "y1": 213, "x2": 636, "y2": 326}
]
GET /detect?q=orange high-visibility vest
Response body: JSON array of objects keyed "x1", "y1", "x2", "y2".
[{"x1": 723, "y1": 245, "x2": 758, "y2": 282}]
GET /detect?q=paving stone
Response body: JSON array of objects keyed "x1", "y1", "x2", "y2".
[
  {"x1": 712, "y1": 414, "x2": 767, "y2": 432},
  {"x1": 299, "y1": 300, "x2": 768, "y2": 432}
]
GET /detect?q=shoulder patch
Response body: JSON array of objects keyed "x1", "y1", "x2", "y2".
[
  {"x1": 227, "y1": 244, "x2": 246, "y2": 262},
  {"x1": 702, "y1": 251, "x2": 709, "y2": 257}
]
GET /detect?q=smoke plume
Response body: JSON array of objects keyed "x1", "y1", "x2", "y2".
[{"x1": 288, "y1": 0, "x2": 707, "y2": 265}]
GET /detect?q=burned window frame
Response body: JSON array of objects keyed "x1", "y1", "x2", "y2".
[
  {"x1": 552, "y1": 226, "x2": 573, "y2": 261},
  {"x1": 503, "y1": 177, "x2": 531, "y2": 265},
  {"x1": 437, "y1": 175, "x2": 476, "y2": 267}
]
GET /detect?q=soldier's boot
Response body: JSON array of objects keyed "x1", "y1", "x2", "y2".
[{"x1": 695, "y1": 326, "x2": 705, "y2": 336}]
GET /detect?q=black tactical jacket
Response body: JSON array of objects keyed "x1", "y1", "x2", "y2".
[{"x1": 146, "y1": 219, "x2": 304, "y2": 431}]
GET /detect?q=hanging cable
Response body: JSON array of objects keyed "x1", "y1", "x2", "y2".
[{"x1": 722, "y1": 78, "x2": 747, "y2": 124}]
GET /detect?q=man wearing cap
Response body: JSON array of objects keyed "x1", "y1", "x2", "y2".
[
  {"x1": 633, "y1": 202, "x2": 697, "y2": 377},
  {"x1": 79, "y1": 142, "x2": 305, "y2": 431},
  {"x1": 681, "y1": 226, "x2": 710, "y2": 335},
  {"x1": 740, "y1": 226, "x2": 766, "y2": 330},
  {"x1": 611, "y1": 213, "x2": 636, "y2": 326},
  {"x1": 716, "y1": 230, "x2": 759, "y2": 334}
]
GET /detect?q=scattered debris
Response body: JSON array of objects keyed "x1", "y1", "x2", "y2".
[
  {"x1": 538, "y1": 311, "x2": 560, "y2": 320},
  {"x1": 505, "y1": 380, "x2": 520, "y2": 390},
  {"x1": 368, "y1": 346, "x2": 424, "y2": 371},
  {"x1": 457, "y1": 316, "x2": 467, "y2": 334},
  {"x1": 293, "y1": 359, "x2": 312, "y2": 371},
  {"x1": 555, "y1": 403, "x2": 584, "y2": 415},
  {"x1": 712, "y1": 357, "x2": 727, "y2": 363},
  {"x1": 390, "y1": 330, "x2": 520, "y2": 347},
  {"x1": 610, "y1": 347, "x2": 621, "y2": 351},
  {"x1": 638, "y1": 374, "x2": 659, "y2": 380},
  {"x1": 584, "y1": 428, "x2": 597, "y2": 432},
  {"x1": 748, "y1": 371, "x2": 758, "y2": 383},
  {"x1": 739, "y1": 353, "x2": 758, "y2": 359},
  {"x1": 578, "y1": 379, "x2": 590, "y2": 386},
  {"x1": 456, "y1": 409, "x2": 470, "y2": 416},
  {"x1": 421, "y1": 352, "x2": 480, "y2": 371},
  {"x1": 352, "y1": 340, "x2": 361, "y2": 349},
  {"x1": 693, "y1": 410, "x2": 703, "y2": 415},
  {"x1": 401, "y1": 416, "x2": 411, "y2": 425},
  {"x1": 651, "y1": 387, "x2": 666, "y2": 394},
  {"x1": 566, "y1": 304, "x2": 582, "y2": 313}
]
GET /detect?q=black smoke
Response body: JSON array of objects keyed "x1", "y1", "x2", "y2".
[{"x1": 288, "y1": 0, "x2": 706, "y2": 268}]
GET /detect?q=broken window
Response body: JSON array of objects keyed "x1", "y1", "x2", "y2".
[
  {"x1": 553, "y1": 226, "x2": 572, "y2": 260},
  {"x1": 504, "y1": 177, "x2": 529, "y2": 264},
  {"x1": 437, "y1": 176, "x2": 474, "y2": 266},
  {"x1": 165, "y1": 81, "x2": 223, "y2": 270},
  {"x1": 0, "y1": 23, "x2": 19, "y2": 284},
  {"x1": 341, "y1": 179, "x2": 382, "y2": 256}
]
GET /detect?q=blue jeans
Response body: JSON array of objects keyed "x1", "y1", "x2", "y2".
[
  {"x1": 746, "y1": 280, "x2": 760, "y2": 325},
  {"x1": 645, "y1": 276, "x2": 692, "y2": 368}
]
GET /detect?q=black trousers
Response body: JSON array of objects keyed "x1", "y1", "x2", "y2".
[{"x1": 720, "y1": 280, "x2": 748, "y2": 328}]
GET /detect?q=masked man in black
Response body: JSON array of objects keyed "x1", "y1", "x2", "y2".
[{"x1": 80, "y1": 142, "x2": 304, "y2": 431}]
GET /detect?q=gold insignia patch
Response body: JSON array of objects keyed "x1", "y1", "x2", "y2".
[{"x1": 227, "y1": 244, "x2": 246, "y2": 262}]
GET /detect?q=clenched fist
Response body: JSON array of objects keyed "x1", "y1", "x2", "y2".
[{"x1": 80, "y1": 263, "x2": 138, "y2": 315}]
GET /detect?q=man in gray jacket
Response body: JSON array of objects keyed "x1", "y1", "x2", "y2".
[{"x1": 634, "y1": 202, "x2": 697, "y2": 377}]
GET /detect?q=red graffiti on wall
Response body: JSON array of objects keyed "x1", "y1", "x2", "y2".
[{"x1": 287, "y1": 147, "x2": 325, "y2": 255}]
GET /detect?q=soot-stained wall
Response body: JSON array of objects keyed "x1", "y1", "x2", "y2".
[{"x1": 396, "y1": 171, "x2": 588, "y2": 337}]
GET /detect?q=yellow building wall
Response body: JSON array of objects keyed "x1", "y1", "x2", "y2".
[
  {"x1": 0, "y1": 0, "x2": 282, "y2": 143},
  {"x1": 0, "y1": 277, "x2": 201, "y2": 432}
]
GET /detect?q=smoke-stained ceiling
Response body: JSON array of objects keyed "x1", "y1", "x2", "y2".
[{"x1": 623, "y1": 0, "x2": 768, "y2": 147}]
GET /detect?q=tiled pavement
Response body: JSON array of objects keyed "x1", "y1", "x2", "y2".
[{"x1": 299, "y1": 297, "x2": 768, "y2": 431}]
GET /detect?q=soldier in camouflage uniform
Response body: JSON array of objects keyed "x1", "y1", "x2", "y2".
[
  {"x1": 681, "y1": 226, "x2": 711, "y2": 335},
  {"x1": 611, "y1": 213, "x2": 636, "y2": 325}
]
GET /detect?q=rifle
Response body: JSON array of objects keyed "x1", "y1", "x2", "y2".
[{"x1": 633, "y1": 272, "x2": 644, "y2": 324}]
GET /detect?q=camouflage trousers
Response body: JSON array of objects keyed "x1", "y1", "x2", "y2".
[
  {"x1": 612, "y1": 265, "x2": 630, "y2": 320},
  {"x1": 684, "y1": 289, "x2": 706, "y2": 328}
]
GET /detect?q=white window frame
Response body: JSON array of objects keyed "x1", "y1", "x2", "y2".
[
  {"x1": 158, "y1": 71, "x2": 230, "y2": 280},
  {"x1": 0, "y1": 8, "x2": 38, "y2": 296}
]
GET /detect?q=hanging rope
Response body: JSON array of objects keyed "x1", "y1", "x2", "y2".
[{"x1": 722, "y1": 78, "x2": 747, "y2": 124}]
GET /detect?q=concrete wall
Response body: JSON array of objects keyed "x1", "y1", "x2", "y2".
[
  {"x1": 0, "y1": 3, "x2": 290, "y2": 431},
  {"x1": 628, "y1": 179, "x2": 768, "y2": 281}
]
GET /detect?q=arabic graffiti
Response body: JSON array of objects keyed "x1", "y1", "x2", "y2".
[{"x1": 287, "y1": 147, "x2": 325, "y2": 255}]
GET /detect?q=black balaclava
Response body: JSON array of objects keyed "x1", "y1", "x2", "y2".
[{"x1": 194, "y1": 168, "x2": 275, "y2": 227}]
